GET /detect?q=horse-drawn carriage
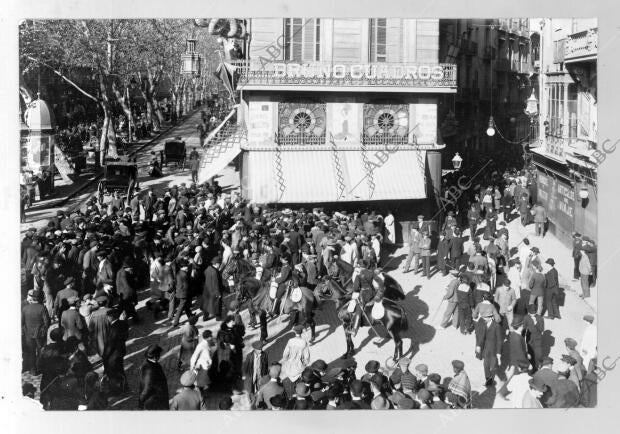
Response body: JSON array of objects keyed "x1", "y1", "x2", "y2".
[
  {"x1": 160, "y1": 138, "x2": 187, "y2": 170},
  {"x1": 97, "y1": 158, "x2": 139, "y2": 202}
]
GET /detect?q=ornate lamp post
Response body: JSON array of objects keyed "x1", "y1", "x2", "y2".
[{"x1": 451, "y1": 152, "x2": 463, "y2": 170}]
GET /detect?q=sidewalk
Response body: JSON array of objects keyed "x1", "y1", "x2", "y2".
[
  {"x1": 501, "y1": 214, "x2": 597, "y2": 314},
  {"x1": 24, "y1": 108, "x2": 203, "y2": 214}
]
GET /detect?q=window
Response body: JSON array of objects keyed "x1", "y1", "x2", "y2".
[
  {"x1": 369, "y1": 18, "x2": 387, "y2": 62},
  {"x1": 416, "y1": 20, "x2": 439, "y2": 63},
  {"x1": 283, "y1": 18, "x2": 321, "y2": 62},
  {"x1": 547, "y1": 83, "x2": 578, "y2": 139}
]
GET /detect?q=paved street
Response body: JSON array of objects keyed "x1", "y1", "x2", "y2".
[{"x1": 22, "y1": 112, "x2": 596, "y2": 408}]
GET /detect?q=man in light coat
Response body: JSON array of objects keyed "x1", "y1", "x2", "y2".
[
  {"x1": 280, "y1": 324, "x2": 310, "y2": 393},
  {"x1": 402, "y1": 228, "x2": 421, "y2": 274},
  {"x1": 494, "y1": 278, "x2": 517, "y2": 329},
  {"x1": 532, "y1": 203, "x2": 547, "y2": 237}
]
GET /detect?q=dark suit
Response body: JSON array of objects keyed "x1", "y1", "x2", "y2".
[
  {"x1": 102, "y1": 319, "x2": 129, "y2": 388},
  {"x1": 475, "y1": 319, "x2": 504, "y2": 383},
  {"x1": 173, "y1": 269, "x2": 192, "y2": 326},
  {"x1": 253, "y1": 377, "x2": 285, "y2": 409},
  {"x1": 60, "y1": 307, "x2": 87, "y2": 343},
  {"x1": 116, "y1": 268, "x2": 138, "y2": 318},
  {"x1": 450, "y1": 236, "x2": 464, "y2": 268},
  {"x1": 96, "y1": 259, "x2": 115, "y2": 287},
  {"x1": 528, "y1": 271, "x2": 546, "y2": 315},
  {"x1": 201, "y1": 265, "x2": 224, "y2": 320},
  {"x1": 436, "y1": 238, "x2": 451, "y2": 276},
  {"x1": 242, "y1": 351, "x2": 269, "y2": 395},
  {"x1": 544, "y1": 267, "x2": 560, "y2": 319},
  {"x1": 54, "y1": 287, "x2": 79, "y2": 320},
  {"x1": 523, "y1": 314, "x2": 545, "y2": 370},
  {"x1": 21, "y1": 302, "x2": 51, "y2": 373},
  {"x1": 138, "y1": 359, "x2": 169, "y2": 410}
]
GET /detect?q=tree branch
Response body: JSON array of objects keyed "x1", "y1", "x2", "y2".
[{"x1": 25, "y1": 55, "x2": 99, "y2": 102}]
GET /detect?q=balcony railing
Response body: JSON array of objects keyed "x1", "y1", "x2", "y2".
[
  {"x1": 565, "y1": 28, "x2": 598, "y2": 62},
  {"x1": 275, "y1": 131, "x2": 326, "y2": 146},
  {"x1": 361, "y1": 133, "x2": 411, "y2": 146},
  {"x1": 232, "y1": 60, "x2": 457, "y2": 89}
]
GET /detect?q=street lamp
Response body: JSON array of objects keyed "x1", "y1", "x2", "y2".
[
  {"x1": 452, "y1": 153, "x2": 463, "y2": 170},
  {"x1": 181, "y1": 39, "x2": 202, "y2": 77},
  {"x1": 486, "y1": 116, "x2": 496, "y2": 137}
]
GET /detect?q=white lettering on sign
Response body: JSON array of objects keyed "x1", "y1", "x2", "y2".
[
  {"x1": 557, "y1": 199, "x2": 574, "y2": 217},
  {"x1": 272, "y1": 63, "x2": 446, "y2": 81}
]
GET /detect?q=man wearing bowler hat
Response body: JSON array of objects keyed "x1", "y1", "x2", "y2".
[
  {"x1": 138, "y1": 344, "x2": 169, "y2": 410},
  {"x1": 543, "y1": 258, "x2": 561, "y2": 319},
  {"x1": 21, "y1": 289, "x2": 50, "y2": 373},
  {"x1": 242, "y1": 340, "x2": 269, "y2": 398}
]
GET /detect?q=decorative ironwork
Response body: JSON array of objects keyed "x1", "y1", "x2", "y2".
[
  {"x1": 232, "y1": 61, "x2": 457, "y2": 88},
  {"x1": 362, "y1": 104, "x2": 409, "y2": 146},
  {"x1": 360, "y1": 134, "x2": 376, "y2": 198},
  {"x1": 277, "y1": 102, "x2": 326, "y2": 146},
  {"x1": 274, "y1": 142, "x2": 286, "y2": 201},
  {"x1": 565, "y1": 28, "x2": 598, "y2": 61}
]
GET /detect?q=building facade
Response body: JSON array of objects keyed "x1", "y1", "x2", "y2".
[
  {"x1": 530, "y1": 18, "x2": 597, "y2": 245},
  {"x1": 201, "y1": 18, "x2": 457, "y2": 237},
  {"x1": 438, "y1": 19, "x2": 534, "y2": 168}
]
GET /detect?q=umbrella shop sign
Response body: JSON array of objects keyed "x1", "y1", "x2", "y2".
[{"x1": 270, "y1": 63, "x2": 447, "y2": 81}]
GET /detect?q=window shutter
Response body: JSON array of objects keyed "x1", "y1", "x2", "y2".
[
  {"x1": 292, "y1": 18, "x2": 303, "y2": 61},
  {"x1": 386, "y1": 19, "x2": 401, "y2": 63},
  {"x1": 303, "y1": 19, "x2": 316, "y2": 61}
]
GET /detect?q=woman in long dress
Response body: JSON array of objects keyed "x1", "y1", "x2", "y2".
[
  {"x1": 178, "y1": 315, "x2": 199, "y2": 370},
  {"x1": 190, "y1": 330, "x2": 214, "y2": 397}
]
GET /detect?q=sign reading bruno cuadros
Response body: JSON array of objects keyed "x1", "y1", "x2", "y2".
[{"x1": 240, "y1": 61, "x2": 457, "y2": 88}]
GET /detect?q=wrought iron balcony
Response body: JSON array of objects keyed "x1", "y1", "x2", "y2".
[
  {"x1": 232, "y1": 60, "x2": 457, "y2": 89},
  {"x1": 361, "y1": 133, "x2": 412, "y2": 146},
  {"x1": 275, "y1": 131, "x2": 326, "y2": 146},
  {"x1": 565, "y1": 28, "x2": 597, "y2": 62}
]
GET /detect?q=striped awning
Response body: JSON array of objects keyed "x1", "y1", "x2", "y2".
[{"x1": 244, "y1": 148, "x2": 427, "y2": 203}]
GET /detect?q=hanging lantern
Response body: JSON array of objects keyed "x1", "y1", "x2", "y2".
[
  {"x1": 486, "y1": 115, "x2": 496, "y2": 137},
  {"x1": 181, "y1": 39, "x2": 202, "y2": 76},
  {"x1": 525, "y1": 88, "x2": 539, "y2": 117},
  {"x1": 579, "y1": 186, "x2": 589, "y2": 199},
  {"x1": 452, "y1": 153, "x2": 463, "y2": 170}
]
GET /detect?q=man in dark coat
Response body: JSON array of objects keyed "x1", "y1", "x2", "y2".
[
  {"x1": 88, "y1": 296, "x2": 111, "y2": 357},
  {"x1": 449, "y1": 228, "x2": 464, "y2": 268},
  {"x1": 138, "y1": 345, "x2": 169, "y2": 410},
  {"x1": 475, "y1": 316, "x2": 504, "y2": 387},
  {"x1": 116, "y1": 258, "x2": 138, "y2": 320},
  {"x1": 571, "y1": 233, "x2": 583, "y2": 281},
  {"x1": 102, "y1": 309, "x2": 129, "y2": 393},
  {"x1": 242, "y1": 340, "x2": 269, "y2": 398},
  {"x1": 172, "y1": 261, "x2": 193, "y2": 327},
  {"x1": 523, "y1": 304, "x2": 545, "y2": 372},
  {"x1": 22, "y1": 290, "x2": 51, "y2": 373},
  {"x1": 54, "y1": 277, "x2": 79, "y2": 321},
  {"x1": 528, "y1": 264, "x2": 546, "y2": 316},
  {"x1": 543, "y1": 258, "x2": 561, "y2": 319},
  {"x1": 201, "y1": 256, "x2": 224, "y2": 321},
  {"x1": 60, "y1": 296, "x2": 87, "y2": 344},
  {"x1": 436, "y1": 232, "x2": 451, "y2": 277},
  {"x1": 37, "y1": 327, "x2": 68, "y2": 407}
]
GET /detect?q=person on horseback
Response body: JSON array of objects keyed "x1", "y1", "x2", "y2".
[
  {"x1": 269, "y1": 254, "x2": 293, "y2": 317},
  {"x1": 288, "y1": 263, "x2": 317, "y2": 343}
]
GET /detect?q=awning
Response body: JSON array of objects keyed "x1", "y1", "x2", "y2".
[{"x1": 244, "y1": 148, "x2": 427, "y2": 203}]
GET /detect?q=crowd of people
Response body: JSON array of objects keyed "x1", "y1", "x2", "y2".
[{"x1": 20, "y1": 149, "x2": 597, "y2": 410}]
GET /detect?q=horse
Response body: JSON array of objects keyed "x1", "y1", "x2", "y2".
[
  {"x1": 314, "y1": 265, "x2": 409, "y2": 361},
  {"x1": 281, "y1": 284, "x2": 318, "y2": 341}
]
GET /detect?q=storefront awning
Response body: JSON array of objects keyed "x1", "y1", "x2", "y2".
[{"x1": 244, "y1": 148, "x2": 427, "y2": 204}]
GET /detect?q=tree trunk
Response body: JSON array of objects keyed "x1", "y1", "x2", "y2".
[
  {"x1": 98, "y1": 74, "x2": 118, "y2": 164},
  {"x1": 146, "y1": 67, "x2": 164, "y2": 132},
  {"x1": 112, "y1": 82, "x2": 134, "y2": 140}
]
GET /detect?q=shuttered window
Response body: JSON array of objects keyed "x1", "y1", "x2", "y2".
[
  {"x1": 283, "y1": 18, "x2": 321, "y2": 62},
  {"x1": 369, "y1": 18, "x2": 387, "y2": 62},
  {"x1": 416, "y1": 19, "x2": 439, "y2": 63}
]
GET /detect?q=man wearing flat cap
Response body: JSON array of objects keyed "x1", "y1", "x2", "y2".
[
  {"x1": 54, "y1": 277, "x2": 79, "y2": 321},
  {"x1": 170, "y1": 370, "x2": 202, "y2": 410},
  {"x1": 138, "y1": 344, "x2": 169, "y2": 410},
  {"x1": 242, "y1": 340, "x2": 269, "y2": 398},
  {"x1": 60, "y1": 296, "x2": 87, "y2": 345},
  {"x1": 253, "y1": 363, "x2": 285, "y2": 410}
]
